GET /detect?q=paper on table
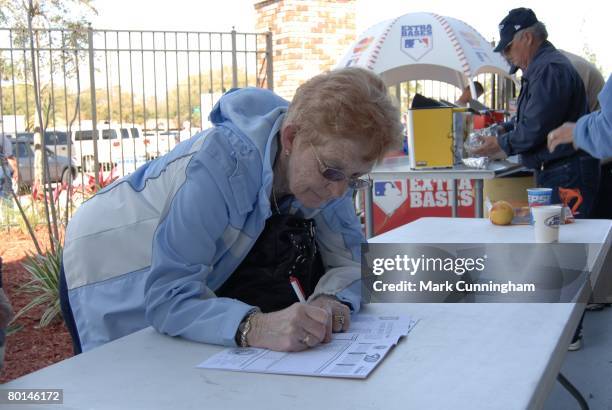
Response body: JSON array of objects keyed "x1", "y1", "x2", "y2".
[
  {"x1": 337, "y1": 314, "x2": 417, "y2": 343},
  {"x1": 197, "y1": 314, "x2": 417, "y2": 379}
]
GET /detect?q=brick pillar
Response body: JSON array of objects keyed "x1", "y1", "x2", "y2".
[{"x1": 254, "y1": 0, "x2": 356, "y2": 101}]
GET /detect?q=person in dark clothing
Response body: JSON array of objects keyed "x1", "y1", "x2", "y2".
[
  {"x1": 474, "y1": 8, "x2": 600, "y2": 219},
  {"x1": 476, "y1": 7, "x2": 601, "y2": 352}
]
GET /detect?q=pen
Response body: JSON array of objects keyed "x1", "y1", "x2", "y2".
[{"x1": 289, "y1": 276, "x2": 306, "y2": 303}]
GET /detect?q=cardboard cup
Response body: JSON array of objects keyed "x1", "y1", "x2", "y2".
[{"x1": 531, "y1": 205, "x2": 562, "y2": 243}]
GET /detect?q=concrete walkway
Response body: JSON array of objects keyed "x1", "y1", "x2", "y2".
[{"x1": 544, "y1": 306, "x2": 612, "y2": 410}]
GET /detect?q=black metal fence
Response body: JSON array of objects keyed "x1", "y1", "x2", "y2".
[{"x1": 0, "y1": 26, "x2": 273, "y2": 185}]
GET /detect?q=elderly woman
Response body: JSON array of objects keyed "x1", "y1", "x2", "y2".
[{"x1": 60, "y1": 67, "x2": 403, "y2": 353}]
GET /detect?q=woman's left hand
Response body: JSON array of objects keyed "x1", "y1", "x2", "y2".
[
  {"x1": 307, "y1": 294, "x2": 351, "y2": 342},
  {"x1": 548, "y1": 122, "x2": 576, "y2": 152}
]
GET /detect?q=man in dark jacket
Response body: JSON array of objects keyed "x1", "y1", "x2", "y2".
[{"x1": 474, "y1": 8, "x2": 600, "y2": 218}]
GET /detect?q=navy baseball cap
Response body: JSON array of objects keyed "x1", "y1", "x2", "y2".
[{"x1": 493, "y1": 8, "x2": 538, "y2": 53}]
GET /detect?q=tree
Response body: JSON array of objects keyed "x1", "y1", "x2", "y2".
[
  {"x1": 164, "y1": 68, "x2": 256, "y2": 129},
  {"x1": 77, "y1": 67, "x2": 254, "y2": 130},
  {"x1": 0, "y1": 0, "x2": 96, "y2": 28},
  {"x1": 0, "y1": 1, "x2": 97, "y2": 87},
  {"x1": 1, "y1": 0, "x2": 97, "y2": 255},
  {"x1": 1, "y1": 0, "x2": 97, "y2": 125}
]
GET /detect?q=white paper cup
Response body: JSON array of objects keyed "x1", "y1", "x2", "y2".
[{"x1": 531, "y1": 205, "x2": 562, "y2": 243}]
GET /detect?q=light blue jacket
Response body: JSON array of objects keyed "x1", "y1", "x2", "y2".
[
  {"x1": 63, "y1": 88, "x2": 363, "y2": 352},
  {"x1": 575, "y1": 74, "x2": 612, "y2": 159}
]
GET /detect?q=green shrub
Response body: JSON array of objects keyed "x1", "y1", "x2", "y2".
[{"x1": 12, "y1": 243, "x2": 62, "y2": 327}]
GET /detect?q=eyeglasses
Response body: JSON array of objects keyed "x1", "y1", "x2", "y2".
[
  {"x1": 503, "y1": 30, "x2": 525, "y2": 56},
  {"x1": 503, "y1": 40, "x2": 514, "y2": 56},
  {"x1": 308, "y1": 141, "x2": 372, "y2": 190}
]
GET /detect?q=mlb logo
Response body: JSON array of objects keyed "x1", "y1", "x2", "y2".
[
  {"x1": 400, "y1": 24, "x2": 433, "y2": 61},
  {"x1": 374, "y1": 180, "x2": 407, "y2": 216}
]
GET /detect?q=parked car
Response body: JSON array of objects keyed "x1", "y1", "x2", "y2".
[
  {"x1": 11, "y1": 137, "x2": 76, "y2": 191},
  {"x1": 16, "y1": 130, "x2": 70, "y2": 158}
]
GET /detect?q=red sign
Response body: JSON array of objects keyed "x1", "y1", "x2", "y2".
[{"x1": 372, "y1": 178, "x2": 475, "y2": 235}]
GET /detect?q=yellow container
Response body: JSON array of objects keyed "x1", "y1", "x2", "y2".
[{"x1": 406, "y1": 107, "x2": 470, "y2": 169}]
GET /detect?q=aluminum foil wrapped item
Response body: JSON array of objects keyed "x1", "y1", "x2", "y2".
[
  {"x1": 464, "y1": 129, "x2": 485, "y2": 156},
  {"x1": 462, "y1": 157, "x2": 489, "y2": 169},
  {"x1": 483, "y1": 124, "x2": 500, "y2": 137},
  {"x1": 464, "y1": 125, "x2": 500, "y2": 157}
]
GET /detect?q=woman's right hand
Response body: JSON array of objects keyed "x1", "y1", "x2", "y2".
[{"x1": 246, "y1": 302, "x2": 330, "y2": 352}]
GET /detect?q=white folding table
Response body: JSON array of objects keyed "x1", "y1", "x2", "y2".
[{"x1": 4, "y1": 218, "x2": 610, "y2": 410}]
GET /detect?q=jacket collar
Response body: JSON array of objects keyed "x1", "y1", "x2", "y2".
[{"x1": 523, "y1": 41, "x2": 555, "y2": 80}]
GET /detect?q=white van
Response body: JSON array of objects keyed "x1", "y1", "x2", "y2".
[
  {"x1": 71, "y1": 124, "x2": 147, "y2": 175},
  {"x1": 142, "y1": 129, "x2": 180, "y2": 160}
]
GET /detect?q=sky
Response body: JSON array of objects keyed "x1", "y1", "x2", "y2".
[{"x1": 91, "y1": 0, "x2": 611, "y2": 78}]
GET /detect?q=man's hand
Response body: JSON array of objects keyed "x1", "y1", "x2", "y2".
[
  {"x1": 494, "y1": 124, "x2": 507, "y2": 135},
  {"x1": 548, "y1": 122, "x2": 576, "y2": 152},
  {"x1": 472, "y1": 136, "x2": 503, "y2": 157}
]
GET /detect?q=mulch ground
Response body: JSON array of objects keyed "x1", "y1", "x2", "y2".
[{"x1": 0, "y1": 226, "x2": 73, "y2": 383}]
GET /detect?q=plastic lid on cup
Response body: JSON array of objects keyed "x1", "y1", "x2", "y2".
[{"x1": 531, "y1": 205, "x2": 562, "y2": 214}]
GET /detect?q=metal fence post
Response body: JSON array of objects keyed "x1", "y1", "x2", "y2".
[
  {"x1": 490, "y1": 74, "x2": 496, "y2": 110},
  {"x1": 265, "y1": 30, "x2": 273, "y2": 90},
  {"x1": 231, "y1": 28, "x2": 238, "y2": 89},
  {"x1": 87, "y1": 24, "x2": 100, "y2": 186}
]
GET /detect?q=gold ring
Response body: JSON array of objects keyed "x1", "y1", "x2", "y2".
[{"x1": 334, "y1": 314, "x2": 345, "y2": 327}]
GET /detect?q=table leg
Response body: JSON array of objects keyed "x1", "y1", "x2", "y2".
[
  {"x1": 557, "y1": 372, "x2": 590, "y2": 410},
  {"x1": 451, "y1": 179, "x2": 458, "y2": 218},
  {"x1": 365, "y1": 185, "x2": 374, "y2": 239},
  {"x1": 474, "y1": 179, "x2": 484, "y2": 218}
]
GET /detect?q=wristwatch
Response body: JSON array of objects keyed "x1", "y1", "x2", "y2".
[{"x1": 236, "y1": 308, "x2": 259, "y2": 348}]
